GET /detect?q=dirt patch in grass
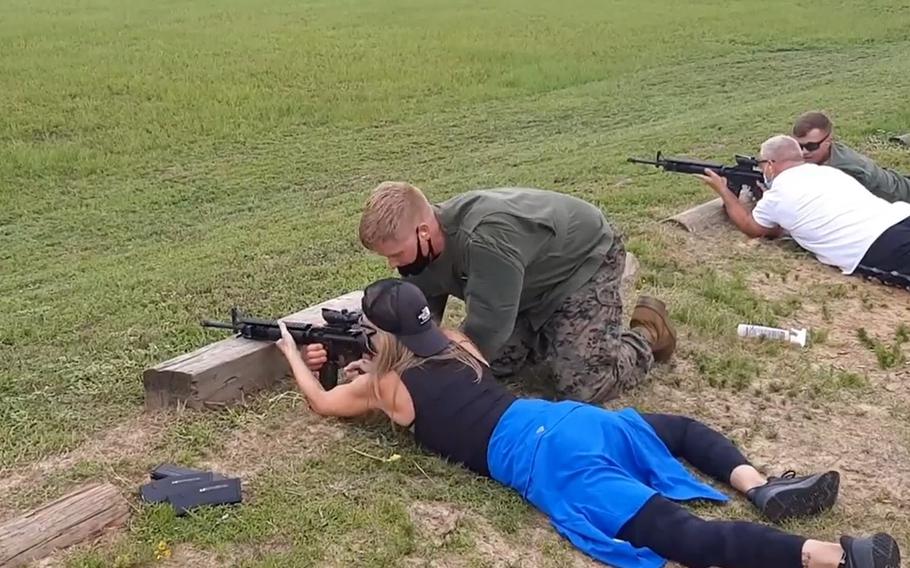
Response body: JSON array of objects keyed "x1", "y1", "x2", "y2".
[
  {"x1": 157, "y1": 544, "x2": 228, "y2": 568},
  {"x1": 407, "y1": 500, "x2": 465, "y2": 547},
  {"x1": 196, "y1": 404, "x2": 347, "y2": 483},
  {"x1": 630, "y1": 225, "x2": 910, "y2": 550},
  {"x1": 746, "y1": 255, "x2": 909, "y2": 393},
  {"x1": 404, "y1": 500, "x2": 601, "y2": 568},
  {"x1": 0, "y1": 413, "x2": 169, "y2": 519}
]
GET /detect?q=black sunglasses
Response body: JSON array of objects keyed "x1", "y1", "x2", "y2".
[{"x1": 799, "y1": 132, "x2": 830, "y2": 152}]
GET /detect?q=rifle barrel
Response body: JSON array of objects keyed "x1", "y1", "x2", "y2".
[{"x1": 201, "y1": 320, "x2": 237, "y2": 330}]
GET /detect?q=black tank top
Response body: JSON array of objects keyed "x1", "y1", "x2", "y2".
[{"x1": 399, "y1": 358, "x2": 517, "y2": 477}]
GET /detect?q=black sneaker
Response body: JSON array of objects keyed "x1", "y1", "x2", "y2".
[
  {"x1": 840, "y1": 533, "x2": 901, "y2": 568},
  {"x1": 746, "y1": 470, "x2": 839, "y2": 523}
]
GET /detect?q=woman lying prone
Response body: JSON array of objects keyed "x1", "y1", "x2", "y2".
[{"x1": 274, "y1": 278, "x2": 900, "y2": 568}]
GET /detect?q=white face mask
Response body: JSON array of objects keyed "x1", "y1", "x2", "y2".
[{"x1": 762, "y1": 164, "x2": 774, "y2": 186}]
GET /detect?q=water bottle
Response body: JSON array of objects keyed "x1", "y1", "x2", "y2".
[{"x1": 737, "y1": 324, "x2": 808, "y2": 347}]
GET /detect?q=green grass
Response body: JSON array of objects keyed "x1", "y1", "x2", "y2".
[
  {"x1": 809, "y1": 328, "x2": 829, "y2": 345},
  {"x1": 694, "y1": 350, "x2": 763, "y2": 392},
  {"x1": 3, "y1": 0, "x2": 910, "y2": 565},
  {"x1": 856, "y1": 326, "x2": 909, "y2": 370}
]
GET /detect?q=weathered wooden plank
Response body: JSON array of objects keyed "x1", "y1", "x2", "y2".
[
  {"x1": 665, "y1": 197, "x2": 730, "y2": 232},
  {"x1": 143, "y1": 291, "x2": 363, "y2": 411},
  {"x1": 0, "y1": 483, "x2": 129, "y2": 568},
  {"x1": 665, "y1": 193, "x2": 757, "y2": 233}
]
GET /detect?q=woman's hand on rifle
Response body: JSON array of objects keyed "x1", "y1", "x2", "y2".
[
  {"x1": 275, "y1": 321, "x2": 374, "y2": 418},
  {"x1": 275, "y1": 322, "x2": 304, "y2": 362},
  {"x1": 343, "y1": 358, "x2": 374, "y2": 381}
]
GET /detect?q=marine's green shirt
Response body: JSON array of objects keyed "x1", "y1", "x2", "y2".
[
  {"x1": 827, "y1": 141, "x2": 910, "y2": 204},
  {"x1": 404, "y1": 188, "x2": 615, "y2": 360}
]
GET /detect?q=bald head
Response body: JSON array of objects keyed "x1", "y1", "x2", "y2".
[{"x1": 760, "y1": 135, "x2": 805, "y2": 163}]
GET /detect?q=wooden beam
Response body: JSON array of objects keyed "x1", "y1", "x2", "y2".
[
  {"x1": 664, "y1": 193, "x2": 757, "y2": 233},
  {"x1": 0, "y1": 483, "x2": 129, "y2": 568},
  {"x1": 665, "y1": 197, "x2": 728, "y2": 233},
  {"x1": 143, "y1": 291, "x2": 363, "y2": 411}
]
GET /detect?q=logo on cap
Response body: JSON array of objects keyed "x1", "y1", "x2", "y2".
[{"x1": 417, "y1": 306, "x2": 431, "y2": 325}]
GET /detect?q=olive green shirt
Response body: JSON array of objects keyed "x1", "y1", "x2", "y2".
[
  {"x1": 827, "y1": 141, "x2": 910, "y2": 204},
  {"x1": 404, "y1": 188, "x2": 615, "y2": 360}
]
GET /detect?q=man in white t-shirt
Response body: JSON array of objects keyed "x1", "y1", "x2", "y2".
[{"x1": 695, "y1": 134, "x2": 910, "y2": 288}]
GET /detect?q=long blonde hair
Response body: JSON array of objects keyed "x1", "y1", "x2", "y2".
[{"x1": 367, "y1": 327, "x2": 487, "y2": 411}]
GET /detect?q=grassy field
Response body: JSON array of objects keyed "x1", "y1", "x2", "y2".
[{"x1": 2, "y1": 0, "x2": 910, "y2": 566}]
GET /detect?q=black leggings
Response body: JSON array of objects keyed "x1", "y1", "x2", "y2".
[{"x1": 615, "y1": 413, "x2": 806, "y2": 568}]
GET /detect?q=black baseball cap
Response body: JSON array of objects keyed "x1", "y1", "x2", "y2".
[{"x1": 361, "y1": 278, "x2": 451, "y2": 357}]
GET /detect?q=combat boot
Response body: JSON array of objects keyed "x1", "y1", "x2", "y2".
[{"x1": 630, "y1": 296, "x2": 677, "y2": 363}]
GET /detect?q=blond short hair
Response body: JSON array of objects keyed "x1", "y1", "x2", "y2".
[{"x1": 359, "y1": 181, "x2": 432, "y2": 249}]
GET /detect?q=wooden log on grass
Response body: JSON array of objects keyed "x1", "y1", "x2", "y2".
[
  {"x1": 665, "y1": 197, "x2": 729, "y2": 233},
  {"x1": 665, "y1": 193, "x2": 757, "y2": 233},
  {"x1": 0, "y1": 483, "x2": 129, "y2": 568},
  {"x1": 143, "y1": 290, "x2": 363, "y2": 411}
]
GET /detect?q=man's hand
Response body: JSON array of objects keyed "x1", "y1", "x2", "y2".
[
  {"x1": 694, "y1": 169, "x2": 731, "y2": 196},
  {"x1": 692, "y1": 168, "x2": 782, "y2": 239}
]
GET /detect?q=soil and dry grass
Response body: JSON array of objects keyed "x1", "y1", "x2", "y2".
[{"x1": 2, "y1": 0, "x2": 909, "y2": 566}]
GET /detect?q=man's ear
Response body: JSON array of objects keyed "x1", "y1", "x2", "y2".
[{"x1": 416, "y1": 222, "x2": 431, "y2": 239}]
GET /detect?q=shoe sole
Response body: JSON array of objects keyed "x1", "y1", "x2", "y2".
[
  {"x1": 871, "y1": 532, "x2": 901, "y2": 568},
  {"x1": 762, "y1": 470, "x2": 840, "y2": 523},
  {"x1": 634, "y1": 296, "x2": 677, "y2": 362}
]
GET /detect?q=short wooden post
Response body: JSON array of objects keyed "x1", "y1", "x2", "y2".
[{"x1": 665, "y1": 192, "x2": 757, "y2": 233}]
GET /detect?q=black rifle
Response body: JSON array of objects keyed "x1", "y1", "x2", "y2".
[
  {"x1": 628, "y1": 151, "x2": 765, "y2": 199},
  {"x1": 202, "y1": 307, "x2": 372, "y2": 390}
]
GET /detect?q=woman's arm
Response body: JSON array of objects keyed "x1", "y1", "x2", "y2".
[{"x1": 277, "y1": 322, "x2": 374, "y2": 418}]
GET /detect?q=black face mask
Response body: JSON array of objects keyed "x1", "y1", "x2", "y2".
[{"x1": 397, "y1": 228, "x2": 437, "y2": 277}]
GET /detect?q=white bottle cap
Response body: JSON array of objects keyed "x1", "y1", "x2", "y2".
[{"x1": 789, "y1": 328, "x2": 808, "y2": 347}]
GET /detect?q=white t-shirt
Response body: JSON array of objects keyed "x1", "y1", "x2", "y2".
[{"x1": 752, "y1": 163, "x2": 910, "y2": 273}]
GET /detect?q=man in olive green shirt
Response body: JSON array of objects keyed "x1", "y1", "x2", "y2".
[
  {"x1": 792, "y1": 111, "x2": 910, "y2": 204},
  {"x1": 356, "y1": 182, "x2": 676, "y2": 403}
]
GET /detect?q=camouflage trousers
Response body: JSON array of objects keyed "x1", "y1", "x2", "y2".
[{"x1": 489, "y1": 237, "x2": 654, "y2": 403}]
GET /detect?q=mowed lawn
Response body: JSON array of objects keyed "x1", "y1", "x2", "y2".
[{"x1": 2, "y1": 0, "x2": 910, "y2": 566}]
